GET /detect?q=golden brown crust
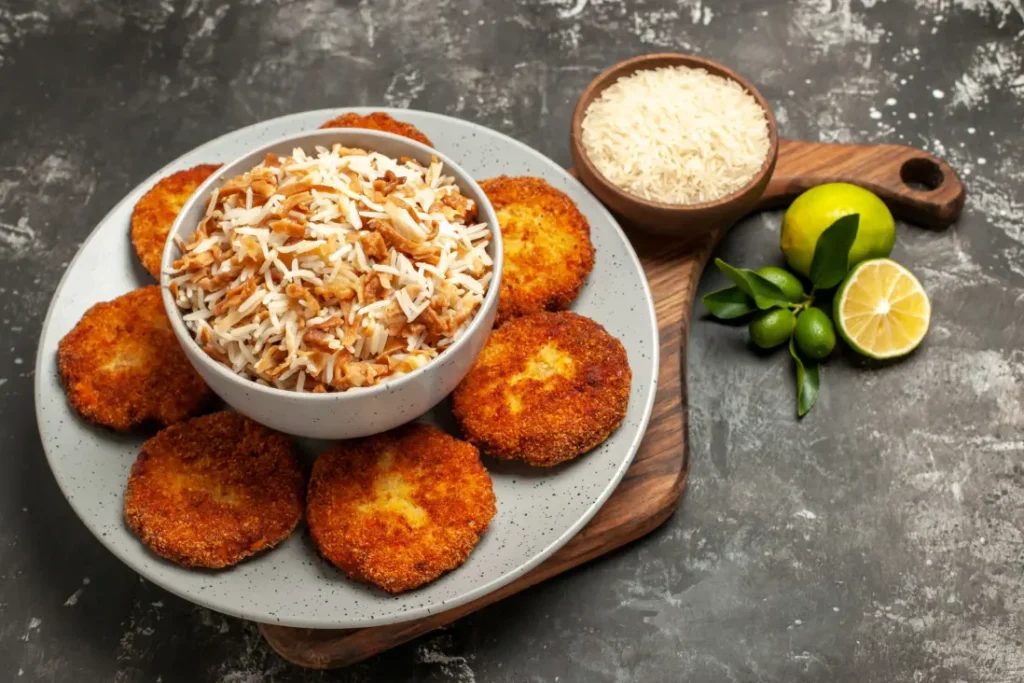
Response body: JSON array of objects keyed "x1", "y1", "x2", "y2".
[
  {"x1": 131, "y1": 164, "x2": 221, "y2": 279},
  {"x1": 452, "y1": 311, "x2": 630, "y2": 467},
  {"x1": 306, "y1": 423, "x2": 496, "y2": 593},
  {"x1": 319, "y1": 112, "x2": 434, "y2": 147},
  {"x1": 478, "y1": 176, "x2": 595, "y2": 326},
  {"x1": 124, "y1": 411, "x2": 304, "y2": 569},
  {"x1": 57, "y1": 286, "x2": 213, "y2": 431}
]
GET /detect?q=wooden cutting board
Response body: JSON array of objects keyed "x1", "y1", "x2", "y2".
[{"x1": 258, "y1": 138, "x2": 965, "y2": 669}]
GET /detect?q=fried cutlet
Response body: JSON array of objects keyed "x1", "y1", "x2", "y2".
[
  {"x1": 57, "y1": 286, "x2": 212, "y2": 431},
  {"x1": 306, "y1": 423, "x2": 496, "y2": 593},
  {"x1": 124, "y1": 411, "x2": 305, "y2": 569},
  {"x1": 452, "y1": 311, "x2": 630, "y2": 467},
  {"x1": 319, "y1": 111, "x2": 434, "y2": 147},
  {"x1": 478, "y1": 176, "x2": 595, "y2": 326},
  {"x1": 131, "y1": 164, "x2": 221, "y2": 279}
]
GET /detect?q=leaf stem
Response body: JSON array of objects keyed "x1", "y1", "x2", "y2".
[{"x1": 789, "y1": 292, "x2": 816, "y2": 314}]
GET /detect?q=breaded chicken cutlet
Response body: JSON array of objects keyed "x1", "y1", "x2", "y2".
[
  {"x1": 131, "y1": 164, "x2": 221, "y2": 279},
  {"x1": 307, "y1": 423, "x2": 496, "y2": 594},
  {"x1": 478, "y1": 176, "x2": 595, "y2": 325},
  {"x1": 124, "y1": 411, "x2": 305, "y2": 569},
  {"x1": 320, "y1": 111, "x2": 434, "y2": 147},
  {"x1": 452, "y1": 311, "x2": 631, "y2": 467},
  {"x1": 57, "y1": 286, "x2": 212, "y2": 431}
]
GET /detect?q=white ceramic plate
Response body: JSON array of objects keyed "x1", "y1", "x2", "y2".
[{"x1": 34, "y1": 109, "x2": 658, "y2": 629}]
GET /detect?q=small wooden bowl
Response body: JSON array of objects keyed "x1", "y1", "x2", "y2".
[{"x1": 570, "y1": 53, "x2": 780, "y2": 240}]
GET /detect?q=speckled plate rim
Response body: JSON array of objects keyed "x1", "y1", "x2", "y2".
[{"x1": 34, "y1": 108, "x2": 659, "y2": 629}]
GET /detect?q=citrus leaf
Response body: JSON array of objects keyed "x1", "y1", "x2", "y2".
[
  {"x1": 702, "y1": 287, "x2": 756, "y2": 319},
  {"x1": 790, "y1": 338, "x2": 820, "y2": 417},
  {"x1": 714, "y1": 259, "x2": 792, "y2": 310},
  {"x1": 809, "y1": 213, "x2": 860, "y2": 290}
]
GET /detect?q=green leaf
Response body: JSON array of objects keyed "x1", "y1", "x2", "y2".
[
  {"x1": 790, "y1": 338, "x2": 820, "y2": 417},
  {"x1": 714, "y1": 259, "x2": 792, "y2": 310},
  {"x1": 702, "y1": 287, "x2": 756, "y2": 319},
  {"x1": 809, "y1": 213, "x2": 860, "y2": 290}
]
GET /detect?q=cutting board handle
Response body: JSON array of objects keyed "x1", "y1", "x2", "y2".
[{"x1": 754, "y1": 139, "x2": 966, "y2": 229}]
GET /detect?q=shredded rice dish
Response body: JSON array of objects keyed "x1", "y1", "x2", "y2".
[{"x1": 167, "y1": 145, "x2": 493, "y2": 392}]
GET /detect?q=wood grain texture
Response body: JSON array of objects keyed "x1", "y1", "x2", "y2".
[
  {"x1": 260, "y1": 141, "x2": 966, "y2": 670},
  {"x1": 758, "y1": 139, "x2": 965, "y2": 228}
]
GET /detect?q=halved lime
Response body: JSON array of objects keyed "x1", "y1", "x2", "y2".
[{"x1": 834, "y1": 258, "x2": 931, "y2": 359}]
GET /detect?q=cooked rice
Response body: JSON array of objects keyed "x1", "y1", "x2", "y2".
[{"x1": 166, "y1": 144, "x2": 492, "y2": 392}]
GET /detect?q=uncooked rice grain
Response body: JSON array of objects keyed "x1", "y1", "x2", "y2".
[{"x1": 580, "y1": 65, "x2": 770, "y2": 205}]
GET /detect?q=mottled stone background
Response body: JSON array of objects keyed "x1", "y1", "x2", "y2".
[{"x1": 2, "y1": 1, "x2": 1023, "y2": 681}]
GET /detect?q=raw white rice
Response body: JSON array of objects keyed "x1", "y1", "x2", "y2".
[{"x1": 580, "y1": 65, "x2": 771, "y2": 205}]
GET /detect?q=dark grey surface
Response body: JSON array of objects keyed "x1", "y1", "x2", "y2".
[{"x1": 1, "y1": 1, "x2": 1022, "y2": 681}]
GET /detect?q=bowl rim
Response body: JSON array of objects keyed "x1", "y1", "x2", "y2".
[
  {"x1": 570, "y1": 52, "x2": 780, "y2": 213},
  {"x1": 159, "y1": 127, "x2": 503, "y2": 401}
]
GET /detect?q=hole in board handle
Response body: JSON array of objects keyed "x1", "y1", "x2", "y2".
[{"x1": 900, "y1": 158, "x2": 944, "y2": 192}]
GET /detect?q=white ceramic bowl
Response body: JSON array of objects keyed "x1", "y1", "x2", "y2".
[{"x1": 159, "y1": 129, "x2": 502, "y2": 440}]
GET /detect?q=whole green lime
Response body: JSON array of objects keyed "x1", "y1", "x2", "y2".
[
  {"x1": 794, "y1": 307, "x2": 836, "y2": 360},
  {"x1": 756, "y1": 266, "x2": 805, "y2": 302},
  {"x1": 780, "y1": 183, "x2": 896, "y2": 277},
  {"x1": 750, "y1": 308, "x2": 795, "y2": 349}
]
